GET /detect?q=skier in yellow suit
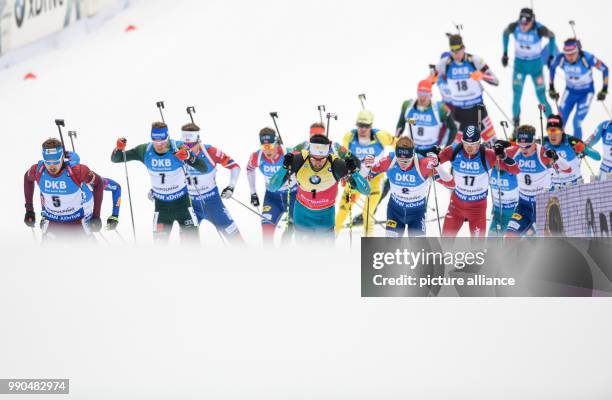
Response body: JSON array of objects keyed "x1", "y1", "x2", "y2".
[{"x1": 334, "y1": 110, "x2": 395, "y2": 236}]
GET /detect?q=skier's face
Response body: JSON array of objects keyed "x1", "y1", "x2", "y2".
[
  {"x1": 309, "y1": 155, "x2": 327, "y2": 171},
  {"x1": 519, "y1": 142, "x2": 536, "y2": 155},
  {"x1": 565, "y1": 52, "x2": 579, "y2": 63},
  {"x1": 153, "y1": 139, "x2": 169, "y2": 153},
  {"x1": 547, "y1": 127, "x2": 563, "y2": 145},
  {"x1": 416, "y1": 94, "x2": 431, "y2": 107},
  {"x1": 262, "y1": 144, "x2": 276, "y2": 159},
  {"x1": 451, "y1": 47, "x2": 465, "y2": 62},
  {"x1": 397, "y1": 157, "x2": 414, "y2": 169},
  {"x1": 519, "y1": 20, "x2": 534, "y2": 32},
  {"x1": 44, "y1": 158, "x2": 63, "y2": 174},
  {"x1": 462, "y1": 141, "x2": 480, "y2": 155},
  {"x1": 357, "y1": 124, "x2": 372, "y2": 139}
]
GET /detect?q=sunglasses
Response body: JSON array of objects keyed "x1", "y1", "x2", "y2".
[
  {"x1": 44, "y1": 159, "x2": 62, "y2": 166},
  {"x1": 517, "y1": 142, "x2": 533, "y2": 148},
  {"x1": 450, "y1": 47, "x2": 464, "y2": 53},
  {"x1": 356, "y1": 123, "x2": 372, "y2": 129},
  {"x1": 547, "y1": 127, "x2": 563, "y2": 135},
  {"x1": 310, "y1": 156, "x2": 327, "y2": 162}
]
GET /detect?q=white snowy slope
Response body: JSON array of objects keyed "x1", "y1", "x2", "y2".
[{"x1": 0, "y1": 1, "x2": 611, "y2": 399}]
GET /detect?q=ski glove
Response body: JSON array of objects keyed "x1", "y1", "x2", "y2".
[
  {"x1": 221, "y1": 186, "x2": 234, "y2": 199},
  {"x1": 89, "y1": 217, "x2": 103, "y2": 233},
  {"x1": 345, "y1": 155, "x2": 359, "y2": 173},
  {"x1": 597, "y1": 87, "x2": 608, "y2": 101},
  {"x1": 283, "y1": 153, "x2": 294, "y2": 169},
  {"x1": 545, "y1": 149, "x2": 559, "y2": 162},
  {"x1": 24, "y1": 211, "x2": 36, "y2": 227},
  {"x1": 250, "y1": 193, "x2": 260, "y2": 207},
  {"x1": 116, "y1": 137, "x2": 127, "y2": 151},
  {"x1": 501, "y1": 53, "x2": 509, "y2": 67},
  {"x1": 549, "y1": 84, "x2": 560, "y2": 101},
  {"x1": 174, "y1": 146, "x2": 191, "y2": 161},
  {"x1": 106, "y1": 215, "x2": 119, "y2": 230}
]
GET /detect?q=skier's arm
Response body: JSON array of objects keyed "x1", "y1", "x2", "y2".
[
  {"x1": 268, "y1": 153, "x2": 305, "y2": 192},
  {"x1": 104, "y1": 178, "x2": 122, "y2": 216},
  {"x1": 568, "y1": 136, "x2": 602, "y2": 161},
  {"x1": 246, "y1": 152, "x2": 259, "y2": 194},
  {"x1": 537, "y1": 24, "x2": 556, "y2": 57},
  {"x1": 439, "y1": 103, "x2": 458, "y2": 145},
  {"x1": 207, "y1": 146, "x2": 239, "y2": 187},
  {"x1": 473, "y1": 55, "x2": 499, "y2": 86},
  {"x1": 541, "y1": 147, "x2": 571, "y2": 172},
  {"x1": 486, "y1": 149, "x2": 519, "y2": 174},
  {"x1": 437, "y1": 145, "x2": 455, "y2": 164},
  {"x1": 592, "y1": 55, "x2": 609, "y2": 90},
  {"x1": 184, "y1": 152, "x2": 208, "y2": 173},
  {"x1": 502, "y1": 22, "x2": 516, "y2": 54},
  {"x1": 549, "y1": 54, "x2": 562, "y2": 83},
  {"x1": 369, "y1": 155, "x2": 392, "y2": 177},
  {"x1": 396, "y1": 100, "x2": 412, "y2": 136},
  {"x1": 585, "y1": 121, "x2": 607, "y2": 146},
  {"x1": 23, "y1": 164, "x2": 38, "y2": 213},
  {"x1": 111, "y1": 143, "x2": 147, "y2": 163},
  {"x1": 76, "y1": 164, "x2": 104, "y2": 219}
]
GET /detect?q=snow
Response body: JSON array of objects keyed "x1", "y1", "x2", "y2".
[{"x1": 1, "y1": 1, "x2": 611, "y2": 398}]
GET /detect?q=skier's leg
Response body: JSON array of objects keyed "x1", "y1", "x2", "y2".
[
  {"x1": 512, "y1": 62, "x2": 527, "y2": 121},
  {"x1": 572, "y1": 91, "x2": 594, "y2": 140},
  {"x1": 442, "y1": 200, "x2": 465, "y2": 237}
]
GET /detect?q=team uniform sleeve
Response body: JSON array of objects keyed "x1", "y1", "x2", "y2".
[
  {"x1": 591, "y1": 54, "x2": 609, "y2": 87},
  {"x1": 104, "y1": 178, "x2": 122, "y2": 216},
  {"x1": 75, "y1": 164, "x2": 104, "y2": 219},
  {"x1": 540, "y1": 147, "x2": 571, "y2": 172},
  {"x1": 549, "y1": 54, "x2": 562, "y2": 83},
  {"x1": 207, "y1": 146, "x2": 240, "y2": 187},
  {"x1": 537, "y1": 24, "x2": 556, "y2": 55},
  {"x1": 438, "y1": 145, "x2": 454, "y2": 164},
  {"x1": 369, "y1": 155, "x2": 392, "y2": 177},
  {"x1": 439, "y1": 103, "x2": 458, "y2": 145},
  {"x1": 23, "y1": 164, "x2": 39, "y2": 212},
  {"x1": 502, "y1": 22, "x2": 516, "y2": 54},
  {"x1": 486, "y1": 149, "x2": 519, "y2": 174},
  {"x1": 396, "y1": 100, "x2": 412, "y2": 136},
  {"x1": 585, "y1": 121, "x2": 606, "y2": 146},
  {"x1": 246, "y1": 151, "x2": 259, "y2": 194},
  {"x1": 111, "y1": 143, "x2": 147, "y2": 163},
  {"x1": 473, "y1": 54, "x2": 499, "y2": 86}
]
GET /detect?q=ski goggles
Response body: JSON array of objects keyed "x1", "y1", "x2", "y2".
[
  {"x1": 563, "y1": 43, "x2": 579, "y2": 55},
  {"x1": 396, "y1": 146, "x2": 414, "y2": 160},
  {"x1": 259, "y1": 132, "x2": 276, "y2": 150},
  {"x1": 151, "y1": 126, "x2": 169, "y2": 141},
  {"x1": 181, "y1": 130, "x2": 199, "y2": 145},
  {"x1": 309, "y1": 142, "x2": 330, "y2": 157},
  {"x1": 42, "y1": 147, "x2": 64, "y2": 165}
]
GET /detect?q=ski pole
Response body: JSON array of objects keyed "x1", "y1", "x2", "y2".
[
  {"x1": 358, "y1": 93, "x2": 366, "y2": 110},
  {"x1": 286, "y1": 168, "x2": 292, "y2": 230},
  {"x1": 347, "y1": 182, "x2": 353, "y2": 247},
  {"x1": 326, "y1": 112, "x2": 338, "y2": 137},
  {"x1": 269, "y1": 112, "x2": 285, "y2": 145},
  {"x1": 317, "y1": 105, "x2": 326, "y2": 125},
  {"x1": 156, "y1": 101, "x2": 166, "y2": 123},
  {"x1": 431, "y1": 175, "x2": 443, "y2": 236},
  {"x1": 500, "y1": 120, "x2": 510, "y2": 141},
  {"x1": 538, "y1": 103, "x2": 546, "y2": 143},
  {"x1": 496, "y1": 160, "x2": 503, "y2": 236},
  {"x1": 482, "y1": 87, "x2": 513, "y2": 123},
  {"x1": 477, "y1": 103, "x2": 484, "y2": 132},
  {"x1": 121, "y1": 142, "x2": 137, "y2": 244},
  {"x1": 68, "y1": 130, "x2": 77, "y2": 152},
  {"x1": 569, "y1": 20, "x2": 577, "y2": 38},
  {"x1": 601, "y1": 102, "x2": 612, "y2": 119},
  {"x1": 54, "y1": 119, "x2": 67, "y2": 153},
  {"x1": 186, "y1": 106, "x2": 196, "y2": 123},
  {"x1": 229, "y1": 197, "x2": 284, "y2": 229}
]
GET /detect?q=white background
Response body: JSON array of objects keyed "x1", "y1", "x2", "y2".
[{"x1": 0, "y1": 0, "x2": 611, "y2": 398}]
